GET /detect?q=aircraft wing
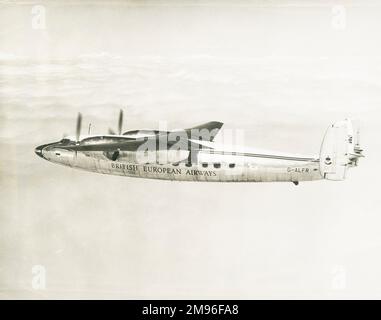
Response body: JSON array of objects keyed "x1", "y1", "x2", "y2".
[
  {"x1": 58, "y1": 140, "x2": 146, "y2": 152},
  {"x1": 57, "y1": 137, "x2": 211, "y2": 153},
  {"x1": 57, "y1": 121, "x2": 223, "y2": 153},
  {"x1": 184, "y1": 121, "x2": 223, "y2": 142}
]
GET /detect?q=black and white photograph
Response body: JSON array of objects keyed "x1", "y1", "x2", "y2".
[{"x1": 0, "y1": 0, "x2": 380, "y2": 304}]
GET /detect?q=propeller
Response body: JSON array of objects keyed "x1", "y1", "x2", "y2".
[
  {"x1": 73, "y1": 112, "x2": 82, "y2": 157},
  {"x1": 118, "y1": 109, "x2": 123, "y2": 135},
  {"x1": 76, "y1": 112, "x2": 82, "y2": 143},
  {"x1": 109, "y1": 109, "x2": 124, "y2": 135},
  {"x1": 106, "y1": 109, "x2": 124, "y2": 161}
]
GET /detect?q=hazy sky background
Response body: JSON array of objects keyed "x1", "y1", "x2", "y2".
[{"x1": 1, "y1": 0, "x2": 381, "y2": 299}]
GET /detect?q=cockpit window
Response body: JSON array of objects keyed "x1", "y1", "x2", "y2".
[{"x1": 60, "y1": 139, "x2": 71, "y2": 144}]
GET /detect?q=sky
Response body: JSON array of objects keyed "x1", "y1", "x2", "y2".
[{"x1": 1, "y1": 0, "x2": 381, "y2": 299}]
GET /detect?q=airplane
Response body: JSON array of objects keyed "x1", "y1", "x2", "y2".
[{"x1": 35, "y1": 110, "x2": 364, "y2": 185}]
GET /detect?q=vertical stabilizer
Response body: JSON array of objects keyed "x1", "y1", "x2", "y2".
[{"x1": 320, "y1": 119, "x2": 363, "y2": 181}]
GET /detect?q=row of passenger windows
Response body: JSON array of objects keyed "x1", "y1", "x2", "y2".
[{"x1": 171, "y1": 162, "x2": 235, "y2": 169}]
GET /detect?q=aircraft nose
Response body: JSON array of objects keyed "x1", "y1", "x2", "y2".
[{"x1": 35, "y1": 145, "x2": 45, "y2": 158}]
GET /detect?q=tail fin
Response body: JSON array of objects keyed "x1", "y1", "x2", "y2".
[{"x1": 319, "y1": 119, "x2": 364, "y2": 181}]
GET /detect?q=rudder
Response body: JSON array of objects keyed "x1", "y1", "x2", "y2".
[{"x1": 319, "y1": 119, "x2": 363, "y2": 181}]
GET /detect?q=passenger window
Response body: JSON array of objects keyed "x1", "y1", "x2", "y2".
[
  {"x1": 213, "y1": 163, "x2": 221, "y2": 169},
  {"x1": 202, "y1": 163, "x2": 208, "y2": 168},
  {"x1": 172, "y1": 163, "x2": 179, "y2": 166},
  {"x1": 229, "y1": 163, "x2": 235, "y2": 168},
  {"x1": 185, "y1": 163, "x2": 192, "y2": 167}
]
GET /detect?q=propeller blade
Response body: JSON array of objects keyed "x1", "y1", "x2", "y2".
[
  {"x1": 76, "y1": 112, "x2": 82, "y2": 142},
  {"x1": 356, "y1": 128, "x2": 361, "y2": 146},
  {"x1": 118, "y1": 109, "x2": 123, "y2": 135}
]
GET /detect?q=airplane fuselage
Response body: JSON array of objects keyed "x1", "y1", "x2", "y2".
[
  {"x1": 34, "y1": 116, "x2": 363, "y2": 184},
  {"x1": 37, "y1": 144, "x2": 322, "y2": 183}
]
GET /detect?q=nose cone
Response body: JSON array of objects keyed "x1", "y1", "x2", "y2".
[
  {"x1": 35, "y1": 142, "x2": 56, "y2": 159},
  {"x1": 35, "y1": 145, "x2": 45, "y2": 158}
]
